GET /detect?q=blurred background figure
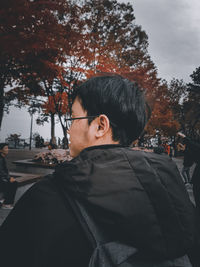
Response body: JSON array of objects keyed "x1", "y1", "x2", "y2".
[
  {"x1": 177, "y1": 132, "x2": 200, "y2": 214},
  {"x1": 0, "y1": 143, "x2": 18, "y2": 209},
  {"x1": 181, "y1": 144, "x2": 194, "y2": 184}
]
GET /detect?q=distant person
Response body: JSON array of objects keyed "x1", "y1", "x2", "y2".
[
  {"x1": 177, "y1": 142, "x2": 186, "y2": 152},
  {"x1": 153, "y1": 145, "x2": 164, "y2": 154},
  {"x1": 166, "y1": 143, "x2": 171, "y2": 157},
  {"x1": 48, "y1": 142, "x2": 57, "y2": 150},
  {"x1": 40, "y1": 136, "x2": 44, "y2": 148},
  {"x1": 178, "y1": 132, "x2": 200, "y2": 212},
  {"x1": 181, "y1": 144, "x2": 194, "y2": 184},
  {"x1": 169, "y1": 143, "x2": 173, "y2": 158},
  {"x1": 0, "y1": 143, "x2": 18, "y2": 209},
  {"x1": 0, "y1": 75, "x2": 195, "y2": 267}
]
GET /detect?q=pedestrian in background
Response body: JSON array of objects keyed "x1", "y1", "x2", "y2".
[
  {"x1": 181, "y1": 144, "x2": 194, "y2": 184},
  {"x1": 178, "y1": 132, "x2": 200, "y2": 214},
  {"x1": 0, "y1": 143, "x2": 18, "y2": 209}
]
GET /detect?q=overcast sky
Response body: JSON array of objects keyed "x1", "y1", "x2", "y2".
[
  {"x1": 1, "y1": 0, "x2": 200, "y2": 142},
  {"x1": 127, "y1": 0, "x2": 200, "y2": 81}
]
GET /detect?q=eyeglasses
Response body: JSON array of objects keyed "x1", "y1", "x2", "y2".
[
  {"x1": 65, "y1": 115, "x2": 117, "y2": 129},
  {"x1": 65, "y1": 116, "x2": 99, "y2": 129}
]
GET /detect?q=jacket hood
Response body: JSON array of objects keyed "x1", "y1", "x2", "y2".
[{"x1": 54, "y1": 145, "x2": 195, "y2": 260}]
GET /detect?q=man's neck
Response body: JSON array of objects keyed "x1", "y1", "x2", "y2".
[{"x1": 93, "y1": 135, "x2": 119, "y2": 147}]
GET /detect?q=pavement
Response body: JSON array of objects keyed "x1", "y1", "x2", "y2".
[
  {"x1": 0, "y1": 149, "x2": 196, "y2": 226},
  {"x1": 0, "y1": 148, "x2": 47, "y2": 226}
]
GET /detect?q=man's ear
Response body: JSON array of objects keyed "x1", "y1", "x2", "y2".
[{"x1": 95, "y1": 114, "x2": 111, "y2": 138}]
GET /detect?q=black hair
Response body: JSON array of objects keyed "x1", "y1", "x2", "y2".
[
  {"x1": 72, "y1": 75, "x2": 147, "y2": 146},
  {"x1": 0, "y1": 143, "x2": 8, "y2": 150}
]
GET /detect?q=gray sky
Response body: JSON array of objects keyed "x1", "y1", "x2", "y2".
[
  {"x1": 127, "y1": 0, "x2": 200, "y2": 81},
  {"x1": 1, "y1": 0, "x2": 200, "y2": 141}
]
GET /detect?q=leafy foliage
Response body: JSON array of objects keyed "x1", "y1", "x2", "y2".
[
  {"x1": 0, "y1": 0, "x2": 72, "y2": 126},
  {"x1": 1, "y1": 0, "x2": 183, "y2": 140},
  {"x1": 145, "y1": 81, "x2": 180, "y2": 136},
  {"x1": 184, "y1": 67, "x2": 200, "y2": 138}
]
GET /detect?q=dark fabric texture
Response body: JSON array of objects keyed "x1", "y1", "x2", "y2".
[
  {"x1": 183, "y1": 138, "x2": 200, "y2": 214},
  {"x1": 64, "y1": 195, "x2": 192, "y2": 267},
  {"x1": 182, "y1": 138, "x2": 200, "y2": 266},
  {"x1": 0, "y1": 145, "x2": 195, "y2": 267},
  {"x1": 183, "y1": 148, "x2": 194, "y2": 168},
  {"x1": 184, "y1": 138, "x2": 200, "y2": 184},
  {"x1": 0, "y1": 154, "x2": 10, "y2": 183},
  {"x1": 183, "y1": 138, "x2": 200, "y2": 166},
  {"x1": 0, "y1": 154, "x2": 18, "y2": 204},
  {"x1": 1, "y1": 180, "x2": 18, "y2": 204}
]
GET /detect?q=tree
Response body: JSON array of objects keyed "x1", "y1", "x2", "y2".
[
  {"x1": 167, "y1": 78, "x2": 188, "y2": 131},
  {"x1": 184, "y1": 66, "x2": 200, "y2": 138},
  {"x1": 2, "y1": 0, "x2": 171, "y2": 144},
  {"x1": 40, "y1": 90, "x2": 69, "y2": 144},
  {"x1": 36, "y1": 0, "x2": 152, "y2": 144},
  {"x1": 6, "y1": 134, "x2": 21, "y2": 149},
  {"x1": 0, "y1": 0, "x2": 71, "y2": 128},
  {"x1": 145, "y1": 81, "x2": 180, "y2": 136},
  {"x1": 61, "y1": 0, "x2": 149, "y2": 88}
]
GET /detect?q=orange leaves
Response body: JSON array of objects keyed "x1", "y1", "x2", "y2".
[
  {"x1": 121, "y1": 64, "x2": 180, "y2": 136},
  {"x1": 42, "y1": 92, "x2": 69, "y2": 115},
  {"x1": 146, "y1": 91, "x2": 180, "y2": 136},
  {"x1": 1, "y1": 0, "x2": 178, "y2": 140},
  {"x1": 0, "y1": 0, "x2": 72, "y2": 88}
]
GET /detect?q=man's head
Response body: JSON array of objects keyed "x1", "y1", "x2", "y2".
[
  {"x1": 68, "y1": 75, "x2": 147, "y2": 157},
  {"x1": 0, "y1": 143, "x2": 9, "y2": 157}
]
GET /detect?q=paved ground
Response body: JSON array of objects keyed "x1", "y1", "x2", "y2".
[
  {"x1": 0, "y1": 149, "x2": 196, "y2": 226},
  {"x1": 0, "y1": 148, "x2": 47, "y2": 226},
  {"x1": 6, "y1": 147, "x2": 47, "y2": 172}
]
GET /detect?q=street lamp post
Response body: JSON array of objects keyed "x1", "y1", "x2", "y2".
[{"x1": 29, "y1": 111, "x2": 33, "y2": 150}]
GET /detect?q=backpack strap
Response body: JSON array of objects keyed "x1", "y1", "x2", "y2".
[
  {"x1": 65, "y1": 195, "x2": 140, "y2": 266},
  {"x1": 52, "y1": 179, "x2": 141, "y2": 266},
  {"x1": 52, "y1": 178, "x2": 103, "y2": 249},
  {"x1": 74, "y1": 199, "x2": 108, "y2": 245},
  {"x1": 66, "y1": 193, "x2": 98, "y2": 248}
]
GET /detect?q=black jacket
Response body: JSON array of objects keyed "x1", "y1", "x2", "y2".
[
  {"x1": 0, "y1": 154, "x2": 10, "y2": 183},
  {"x1": 0, "y1": 145, "x2": 195, "y2": 267},
  {"x1": 183, "y1": 147, "x2": 194, "y2": 168},
  {"x1": 183, "y1": 138, "x2": 200, "y2": 184},
  {"x1": 183, "y1": 138, "x2": 200, "y2": 165}
]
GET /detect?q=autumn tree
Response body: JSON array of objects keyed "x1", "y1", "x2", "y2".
[
  {"x1": 145, "y1": 80, "x2": 180, "y2": 137},
  {"x1": 1, "y1": 0, "x2": 174, "y2": 144},
  {"x1": 0, "y1": 0, "x2": 71, "y2": 128},
  {"x1": 36, "y1": 0, "x2": 153, "y2": 144},
  {"x1": 45, "y1": 0, "x2": 175, "y2": 141},
  {"x1": 37, "y1": 80, "x2": 70, "y2": 146},
  {"x1": 62, "y1": 0, "x2": 149, "y2": 87}
]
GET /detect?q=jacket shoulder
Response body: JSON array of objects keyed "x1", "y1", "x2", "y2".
[{"x1": 0, "y1": 175, "x2": 92, "y2": 266}]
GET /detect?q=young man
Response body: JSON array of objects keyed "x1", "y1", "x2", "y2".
[
  {"x1": 0, "y1": 75, "x2": 196, "y2": 266},
  {"x1": 0, "y1": 143, "x2": 18, "y2": 209}
]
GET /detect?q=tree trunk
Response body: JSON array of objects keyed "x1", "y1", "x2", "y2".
[
  {"x1": 0, "y1": 79, "x2": 5, "y2": 129},
  {"x1": 57, "y1": 113, "x2": 68, "y2": 149},
  {"x1": 62, "y1": 126, "x2": 68, "y2": 149},
  {"x1": 50, "y1": 113, "x2": 55, "y2": 144}
]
